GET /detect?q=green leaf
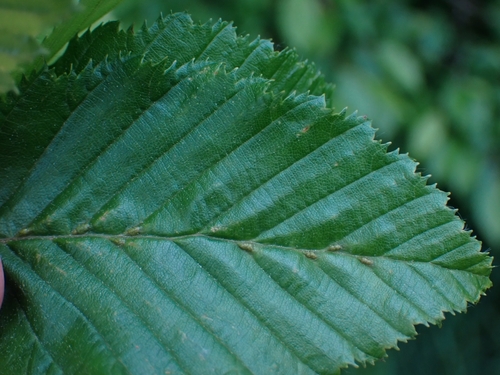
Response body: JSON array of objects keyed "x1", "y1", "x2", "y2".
[
  {"x1": 51, "y1": 13, "x2": 334, "y2": 106},
  {"x1": 33, "y1": 0, "x2": 125, "y2": 72},
  {"x1": 0, "y1": 13, "x2": 492, "y2": 374}
]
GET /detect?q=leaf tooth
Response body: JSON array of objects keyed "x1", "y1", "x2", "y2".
[
  {"x1": 346, "y1": 109, "x2": 358, "y2": 121},
  {"x1": 338, "y1": 107, "x2": 348, "y2": 118}
]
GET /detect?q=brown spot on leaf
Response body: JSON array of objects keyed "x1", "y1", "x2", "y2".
[
  {"x1": 304, "y1": 251, "x2": 318, "y2": 260},
  {"x1": 327, "y1": 244, "x2": 342, "y2": 252},
  {"x1": 237, "y1": 242, "x2": 254, "y2": 252},
  {"x1": 359, "y1": 257, "x2": 373, "y2": 266}
]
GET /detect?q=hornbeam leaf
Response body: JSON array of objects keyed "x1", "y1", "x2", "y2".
[
  {"x1": 32, "y1": 0, "x2": 125, "y2": 73},
  {"x1": 0, "y1": 13, "x2": 492, "y2": 375}
]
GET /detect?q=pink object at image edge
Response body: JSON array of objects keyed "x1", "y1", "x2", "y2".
[{"x1": 0, "y1": 258, "x2": 4, "y2": 309}]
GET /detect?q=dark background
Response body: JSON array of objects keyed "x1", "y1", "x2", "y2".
[{"x1": 110, "y1": 0, "x2": 500, "y2": 373}]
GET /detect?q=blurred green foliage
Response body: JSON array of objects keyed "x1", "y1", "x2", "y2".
[
  {"x1": 0, "y1": 0, "x2": 75, "y2": 93},
  {"x1": 0, "y1": 0, "x2": 124, "y2": 94},
  {"x1": 113, "y1": 0, "x2": 500, "y2": 373}
]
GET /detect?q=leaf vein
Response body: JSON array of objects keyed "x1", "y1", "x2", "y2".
[
  {"x1": 6, "y1": 243, "x2": 134, "y2": 375},
  {"x1": 199, "y1": 98, "x2": 342, "y2": 232},
  {"x1": 252, "y1": 253, "x2": 379, "y2": 362},
  {"x1": 89, "y1": 77, "x2": 245, "y2": 228},
  {"x1": 138, "y1": 94, "x2": 321, "y2": 228},
  {"x1": 121, "y1": 239, "x2": 254, "y2": 374},
  {"x1": 12, "y1": 293, "x2": 65, "y2": 374},
  {"x1": 369, "y1": 264, "x2": 434, "y2": 322},
  {"x1": 49, "y1": 240, "x2": 188, "y2": 374},
  {"x1": 173, "y1": 240, "x2": 315, "y2": 372},
  {"x1": 255, "y1": 153, "x2": 402, "y2": 239},
  {"x1": 0, "y1": 65, "x2": 112, "y2": 216},
  {"x1": 314, "y1": 259, "x2": 410, "y2": 338},
  {"x1": 407, "y1": 262, "x2": 459, "y2": 309}
]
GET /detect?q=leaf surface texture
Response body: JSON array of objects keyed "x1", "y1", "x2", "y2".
[{"x1": 0, "y1": 13, "x2": 492, "y2": 375}]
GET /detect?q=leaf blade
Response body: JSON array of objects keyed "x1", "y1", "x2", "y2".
[{"x1": 0, "y1": 13, "x2": 492, "y2": 374}]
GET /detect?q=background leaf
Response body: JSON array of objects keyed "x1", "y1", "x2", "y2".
[
  {"x1": 0, "y1": 0, "x2": 75, "y2": 93},
  {"x1": 33, "y1": 0, "x2": 125, "y2": 72},
  {"x1": 0, "y1": 0, "x2": 123, "y2": 94},
  {"x1": 0, "y1": 13, "x2": 492, "y2": 374}
]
